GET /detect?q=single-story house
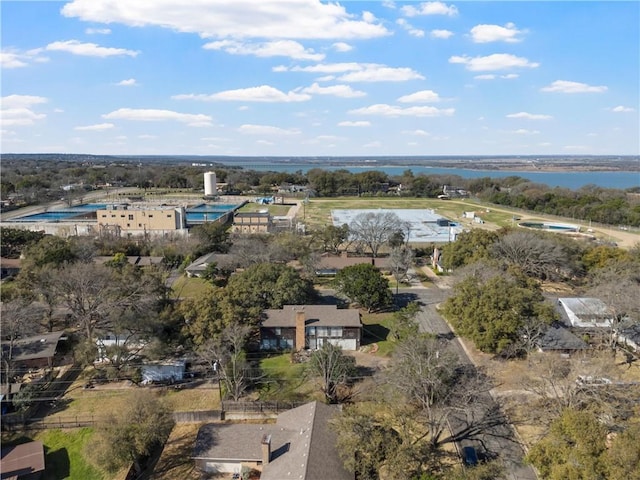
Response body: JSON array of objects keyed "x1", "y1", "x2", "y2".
[
  {"x1": 315, "y1": 254, "x2": 390, "y2": 277},
  {"x1": 537, "y1": 322, "x2": 589, "y2": 354},
  {"x1": 557, "y1": 298, "x2": 613, "y2": 328},
  {"x1": 0, "y1": 440, "x2": 45, "y2": 480},
  {"x1": 192, "y1": 401, "x2": 352, "y2": 480},
  {"x1": 184, "y1": 252, "x2": 237, "y2": 278},
  {"x1": 1, "y1": 332, "x2": 66, "y2": 370},
  {"x1": 260, "y1": 305, "x2": 362, "y2": 351}
]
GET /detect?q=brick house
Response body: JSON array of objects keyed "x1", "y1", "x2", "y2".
[{"x1": 260, "y1": 305, "x2": 362, "y2": 351}]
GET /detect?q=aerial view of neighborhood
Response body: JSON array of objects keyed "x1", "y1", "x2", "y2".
[{"x1": 1, "y1": 1, "x2": 639, "y2": 480}]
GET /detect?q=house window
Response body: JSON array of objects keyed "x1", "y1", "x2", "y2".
[
  {"x1": 281, "y1": 338, "x2": 294, "y2": 349},
  {"x1": 127, "y1": 223, "x2": 131, "y2": 227},
  {"x1": 148, "y1": 214, "x2": 153, "y2": 218},
  {"x1": 330, "y1": 327, "x2": 343, "y2": 337},
  {"x1": 128, "y1": 214, "x2": 134, "y2": 220},
  {"x1": 167, "y1": 214, "x2": 172, "y2": 218},
  {"x1": 261, "y1": 338, "x2": 278, "y2": 349},
  {"x1": 138, "y1": 223, "x2": 142, "y2": 228},
  {"x1": 306, "y1": 326, "x2": 316, "y2": 336},
  {"x1": 101, "y1": 214, "x2": 107, "y2": 218},
  {"x1": 111, "y1": 214, "x2": 116, "y2": 218},
  {"x1": 274, "y1": 328, "x2": 281, "y2": 335},
  {"x1": 317, "y1": 327, "x2": 329, "y2": 337},
  {"x1": 120, "y1": 214, "x2": 125, "y2": 218}
]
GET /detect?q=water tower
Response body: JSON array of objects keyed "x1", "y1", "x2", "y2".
[{"x1": 204, "y1": 171, "x2": 217, "y2": 196}]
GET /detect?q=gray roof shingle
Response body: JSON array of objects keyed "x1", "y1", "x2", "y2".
[{"x1": 262, "y1": 305, "x2": 361, "y2": 328}]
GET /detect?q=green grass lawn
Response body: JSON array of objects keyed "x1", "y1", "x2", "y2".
[
  {"x1": 0, "y1": 428, "x2": 124, "y2": 480},
  {"x1": 171, "y1": 275, "x2": 214, "y2": 299},
  {"x1": 238, "y1": 203, "x2": 293, "y2": 216},
  {"x1": 360, "y1": 312, "x2": 396, "y2": 357},
  {"x1": 258, "y1": 353, "x2": 317, "y2": 402}
]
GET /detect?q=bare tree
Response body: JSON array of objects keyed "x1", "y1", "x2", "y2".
[
  {"x1": 198, "y1": 323, "x2": 251, "y2": 401},
  {"x1": 53, "y1": 262, "x2": 162, "y2": 341},
  {"x1": 491, "y1": 231, "x2": 570, "y2": 280},
  {"x1": 349, "y1": 211, "x2": 403, "y2": 258},
  {"x1": 308, "y1": 342, "x2": 356, "y2": 404},
  {"x1": 1, "y1": 299, "x2": 44, "y2": 387},
  {"x1": 386, "y1": 336, "x2": 497, "y2": 448},
  {"x1": 587, "y1": 262, "x2": 640, "y2": 351},
  {"x1": 389, "y1": 246, "x2": 414, "y2": 294}
]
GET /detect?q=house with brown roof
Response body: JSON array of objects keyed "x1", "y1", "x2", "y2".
[
  {"x1": 0, "y1": 440, "x2": 45, "y2": 480},
  {"x1": 1, "y1": 332, "x2": 66, "y2": 370},
  {"x1": 260, "y1": 305, "x2": 362, "y2": 351},
  {"x1": 315, "y1": 254, "x2": 390, "y2": 277},
  {"x1": 192, "y1": 401, "x2": 353, "y2": 480}
]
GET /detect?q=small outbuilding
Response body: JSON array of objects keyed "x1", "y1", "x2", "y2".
[{"x1": 557, "y1": 298, "x2": 613, "y2": 328}]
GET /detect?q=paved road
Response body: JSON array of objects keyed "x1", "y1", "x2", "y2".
[{"x1": 400, "y1": 286, "x2": 538, "y2": 480}]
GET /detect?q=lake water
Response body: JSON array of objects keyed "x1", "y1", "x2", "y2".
[{"x1": 222, "y1": 162, "x2": 640, "y2": 190}]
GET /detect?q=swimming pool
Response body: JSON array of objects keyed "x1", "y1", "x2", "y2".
[{"x1": 518, "y1": 222, "x2": 580, "y2": 232}]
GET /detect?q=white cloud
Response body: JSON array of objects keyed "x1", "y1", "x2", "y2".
[
  {"x1": 362, "y1": 11, "x2": 377, "y2": 23},
  {"x1": 402, "y1": 129, "x2": 430, "y2": 136},
  {"x1": 173, "y1": 85, "x2": 311, "y2": 103},
  {"x1": 257, "y1": 140, "x2": 275, "y2": 146},
  {"x1": 332, "y1": 42, "x2": 353, "y2": 52},
  {"x1": 475, "y1": 73, "x2": 519, "y2": 80},
  {"x1": 470, "y1": 23, "x2": 524, "y2": 43},
  {"x1": 61, "y1": 0, "x2": 390, "y2": 40},
  {"x1": 430, "y1": 29, "x2": 454, "y2": 39},
  {"x1": 74, "y1": 122, "x2": 115, "y2": 131},
  {"x1": 85, "y1": 27, "x2": 111, "y2": 34},
  {"x1": 237, "y1": 124, "x2": 300, "y2": 135},
  {"x1": 349, "y1": 104, "x2": 454, "y2": 117},
  {"x1": 282, "y1": 62, "x2": 424, "y2": 82},
  {"x1": 300, "y1": 83, "x2": 366, "y2": 98},
  {"x1": 363, "y1": 141, "x2": 382, "y2": 148},
  {"x1": 102, "y1": 108, "x2": 213, "y2": 126},
  {"x1": 1, "y1": 95, "x2": 48, "y2": 108},
  {"x1": 402, "y1": 2, "x2": 458, "y2": 17},
  {"x1": 316, "y1": 75, "x2": 336, "y2": 82},
  {"x1": 138, "y1": 134, "x2": 158, "y2": 139},
  {"x1": 396, "y1": 19, "x2": 424, "y2": 37},
  {"x1": 541, "y1": 80, "x2": 607, "y2": 93},
  {"x1": 611, "y1": 105, "x2": 635, "y2": 112},
  {"x1": 42, "y1": 40, "x2": 139, "y2": 57},
  {"x1": 116, "y1": 78, "x2": 138, "y2": 86},
  {"x1": 338, "y1": 120, "x2": 371, "y2": 127},
  {"x1": 449, "y1": 53, "x2": 539, "y2": 71},
  {"x1": 0, "y1": 108, "x2": 47, "y2": 126},
  {"x1": 1, "y1": 52, "x2": 28, "y2": 69},
  {"x1": 338, "y1": 66, "x2": 424, "y2": 82},
  {"x1": 203, "y1": 39, "x2": 324, "y2": 61},
  {"x1": 506, "y1": 112, "x2": 553, "y2": 120},
  {"x1": 397, "y1": 90, "x2": 441, "y2": 103},
  {"x1": 0, "y1": 95, "x2": 48, "y2": 127},
  {"x1": 512, "y1": 129, "x2": 540, "y2": 135}
]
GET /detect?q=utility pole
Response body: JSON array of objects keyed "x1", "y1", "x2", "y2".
[{"x1": 213, "y1": 360, "x2": 223, "y2": 413}]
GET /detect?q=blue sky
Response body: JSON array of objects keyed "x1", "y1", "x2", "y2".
[{"x1": 1, "y1": 1, "x2": 638, "y2": 156}]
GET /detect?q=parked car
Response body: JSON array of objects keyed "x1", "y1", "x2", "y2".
[{"x1": 462, "y1": 446, "x2": 479, "y2": 466}]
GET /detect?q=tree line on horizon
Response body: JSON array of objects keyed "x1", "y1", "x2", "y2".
[{"x1": 1, "y1": 155, "x2": 639, "y2": 227}]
